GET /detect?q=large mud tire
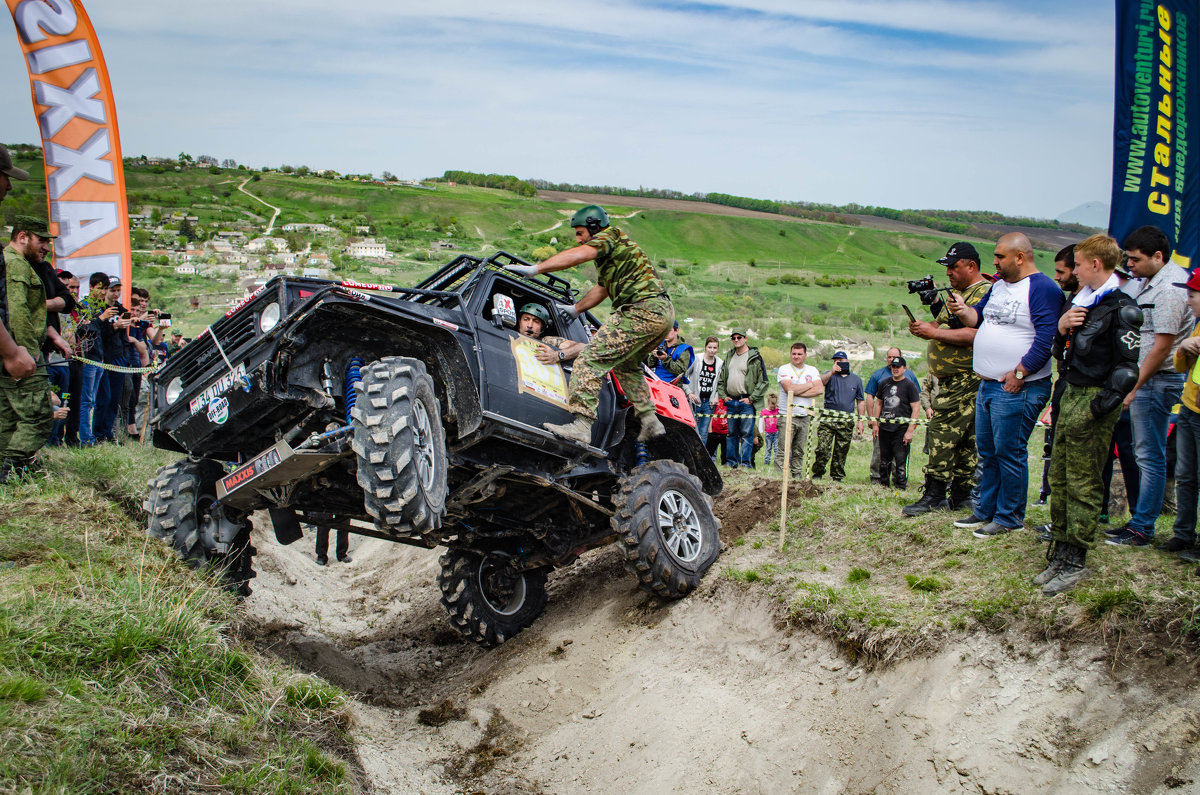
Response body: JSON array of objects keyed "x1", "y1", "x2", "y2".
[
  {"x1": 351, "y1": 357, "x2": 448, "y2": 533},
  {"x1": 144, "y1": 459, "x2": 256, "y2": 597},
  {"x1": 614, "y1": 460, "x2": 721, "y2": 597},
  {"x1": 437, "y1": 549, "x2": 549, "y2": 647}
]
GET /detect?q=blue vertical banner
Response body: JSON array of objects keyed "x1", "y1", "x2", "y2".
[{"x1": 1110, "y1": 0, "x2": 1198, "y2": 268}]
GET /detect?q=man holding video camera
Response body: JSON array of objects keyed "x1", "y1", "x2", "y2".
[{"x1": 902, "y1": 242, "x2": 991, "y2": 516}]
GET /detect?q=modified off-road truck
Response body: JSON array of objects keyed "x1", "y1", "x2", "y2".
[{"x1": 144, "y1": 252, "x2": 722, "y2": 645}]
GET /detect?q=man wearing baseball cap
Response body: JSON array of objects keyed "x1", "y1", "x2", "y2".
[
  {"x1": 717, "y1": 328, "x2": 768, "y2": 469},
  {"x1": 903, "y1": 241, "x2": 991, "y2": 516},
  {"x1": 812, "y1": 350, "x2": 865, "y2": 481},
  {"x1": 1, "y1": 215, "x2": 72, "y2": 481},
  {"x1": 0, "y1": 143, "x2": 36, "y2": 382}
]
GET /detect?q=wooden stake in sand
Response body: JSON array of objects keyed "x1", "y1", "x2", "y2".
[{"x1": 778, "y1": 399, "x2": 794, "y2": 550}]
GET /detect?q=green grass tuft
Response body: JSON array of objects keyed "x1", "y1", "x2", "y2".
[{"x1": 846, "y1": 567, "x2": 871, "y2": 583}]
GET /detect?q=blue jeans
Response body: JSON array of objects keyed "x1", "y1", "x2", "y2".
[
  {"x1": 1130, "y1": 371, "x2": 1185, "y2": 536},
  {"x1": 79, "y1": 362, "x2": 104, "y2": 445},
  {"x1": 93, "y1": 360, "x2": 127, "y2": 441},
  {"x1": 975, "y1": 378, "x2": 1050, "y2": 529},
  {"x1": 763, "y1": 432, "x2": 778, "y2": 465},
  {"x1": 695, "y1": 399, "x2": 713, "y2": 444},
  {"x1": 1172, "y1": 407, "x2": 1200, "y2": 545},
  {"x1": 725, "y1": 400, "x2": 756, "y2": 467}
]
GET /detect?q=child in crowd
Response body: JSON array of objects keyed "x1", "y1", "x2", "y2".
[{"x1": 761, "y1": 392, "x2": 780, "y2": 466}]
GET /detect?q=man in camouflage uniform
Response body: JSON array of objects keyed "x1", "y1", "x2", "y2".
[
  {"x1": 1035, "y1": 234, "x2": 1142, "y2": 595},
  {"x1": 902, "y1": 242, "x2": 991, "y2": 516},
  {"x1": 506, "y1": 205, "x2": 672, "y2": 445},
  {"x1": 1, "y1": 216, "x2": 71, "y2": 481},
  {"x1": 0, "y1": 144, "x2": 37, "y2": 381}
]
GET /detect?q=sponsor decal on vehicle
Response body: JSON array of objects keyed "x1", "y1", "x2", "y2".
[
  {"x1": 510, "y1": 336, "x2": 568, "y2": 409},
  {"x1": 207, "y1": 397, "x2": 229, "y2": 425},
  {"x1": 222, "y1": 446, "x2": 283, "y2": 494},
  {"x1": 226, "y1": 284, "x2": 268, "y2": 317},
  {"x1": 189, "y1": 363, "x2": 248, "y2": 415},
  {"x1": 342, "y1": 279, "x2": 394, "y2": 292},
  {"x1": 432, "y1": 317, "x2": 460, "y2": 331}
]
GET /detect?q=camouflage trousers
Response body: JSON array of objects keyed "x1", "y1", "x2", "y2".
[
  {"x1": 811, "y1": 415, "x2": 854, "y2": 480},
  {"x1": 569, "y1": 295, "x2": 674, "y2": 421},
  {"x1": 923, "y1": 371, "x2": 980, "y2": 487},
  {"x1": 0, "y1": 374, "x2": 53, "y2": 464},
  {"x1": 1049, "y1": 385, "x2": 1120, "y2": 548}
]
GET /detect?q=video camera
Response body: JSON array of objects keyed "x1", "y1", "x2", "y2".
[
  {"x1": 906, "y1": 276, "x2": 940, "y2": 306},
  {"x1": 904, "y1": 276, "x2": 963, "y2": 327}
]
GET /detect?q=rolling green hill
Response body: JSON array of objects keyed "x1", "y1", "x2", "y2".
[{"x1": 3, "y1": 150, "x2": 1064, "y2": 372}]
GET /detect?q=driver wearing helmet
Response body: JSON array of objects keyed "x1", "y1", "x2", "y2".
[{"x1": 516, "y1": 302, "x2": 583, "y2": 363}]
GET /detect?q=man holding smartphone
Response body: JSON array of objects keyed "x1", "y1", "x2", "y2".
[
  {"x1": 902, "y1": 242, "x2": 991, "y2": 516},
  {"x1": 812, "y1": 351, "x2": 865, "y2": 481}
]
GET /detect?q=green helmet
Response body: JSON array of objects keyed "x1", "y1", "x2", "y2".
[
  {"x1": 569, "y1": 204, "x2": 609, "y2": 234},
  {"x1": 518, "y1": 303, "x2": 550, "y2": 326}
]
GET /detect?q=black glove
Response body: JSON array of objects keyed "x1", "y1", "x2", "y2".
[
  {"x1": 918, "y1": 289, "x2": 939, "y2": 306},
  {"x1": 1090, "y1": 390, "x2": 1123, "y2": 419}
]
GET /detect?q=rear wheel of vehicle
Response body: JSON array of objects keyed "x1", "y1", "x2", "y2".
[
  {"x1": 613, "y1": 460, "x2": 721, "y2": 597},
  {"x1": 144, "y1": 459, "x2": 256, "y2": 597},
  {"x1": 437, "y1": 549, "x2": 549, "y2": 647},
  {"x1": 351, "y1": 357, "x2": 448, "y2": 535}
]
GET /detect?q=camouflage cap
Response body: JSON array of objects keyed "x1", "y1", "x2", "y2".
[
  {"x1": 730, "y1": 328, "x2": 749, "y2": 339},
  {"x1": 0, "y1": 144, "x2": 30, "y2": 181},
  {"x1": 11, "y1": 215, "x2": 55, "y2": 239}
]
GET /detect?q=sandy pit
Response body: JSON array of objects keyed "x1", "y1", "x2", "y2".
[{"x1": 239, "y1": 497, "x2": 1200, "y2": 794}]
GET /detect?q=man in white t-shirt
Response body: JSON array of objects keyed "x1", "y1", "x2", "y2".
[
  {"x1": 776, "y1": 342, "x2": 823, "y2": 476},
  {"x1": 948, "y1": 233, "x2": 1064, "y2": 538}
]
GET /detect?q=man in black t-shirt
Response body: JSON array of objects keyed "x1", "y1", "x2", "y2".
[{"x1": 871, "y1": 357, "x2": 921, "y2": 489}]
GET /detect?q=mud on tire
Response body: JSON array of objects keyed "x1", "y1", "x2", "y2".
[
  {"x1": 351, "y1": 357, "x2": 448, "y2": 534},
  {"x1": 144, "y1": 459, "x2": 256, "y2": 596},
  {"x1": 613, "y1": 460, "x2": 721, "y2": 597},
  {"x1": 437, "y1": 549, "x2": 549, "y2": 647}
]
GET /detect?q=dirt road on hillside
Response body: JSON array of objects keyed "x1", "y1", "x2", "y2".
[{"x1": 241, "y1": 481, "x2": 1200, "y2": 794}]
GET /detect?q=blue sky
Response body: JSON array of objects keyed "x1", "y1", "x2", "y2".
[{"x1": 1, "y1": 1, "x2": 1113, "y2": 219}]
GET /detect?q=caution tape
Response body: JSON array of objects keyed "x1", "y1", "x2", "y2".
[
  {"x1": 74, "y1": 356, "x2": 161, "y2": 375},
  {"x1": 693, "y1": 404, "x2": 930, "y2": 427}
]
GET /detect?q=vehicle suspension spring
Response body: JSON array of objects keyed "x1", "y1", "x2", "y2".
[
  {"x1": 634, "y1": 441, "x2": 649, "y2": 466},
  {"x1": 345, "y1": 357, "x2": 364, "y2": 423}
]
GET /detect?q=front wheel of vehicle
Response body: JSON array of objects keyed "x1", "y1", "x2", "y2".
[{"x1": 613, "y1": 460, "x2": 721, "y2": 597}]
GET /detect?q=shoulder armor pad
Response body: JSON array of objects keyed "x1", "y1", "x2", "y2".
[{"x1": 1118, "y1": 303, "x2": 1144, "y2": 328}]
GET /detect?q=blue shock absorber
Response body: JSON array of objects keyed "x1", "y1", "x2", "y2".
[
  {"x1": 345, "y1": 358, "x2": 364, "y2": 423},
  {"x1": 634, "y1": 441, "x2": 649, "y2": 467}
]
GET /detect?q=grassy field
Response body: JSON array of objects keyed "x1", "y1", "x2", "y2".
[
  {"x1": 0, "y1": 446, "x2": 357, "y2": 794},
  {"x1": 718, "y1": 424, "x2": 1200, "y2": 663}
]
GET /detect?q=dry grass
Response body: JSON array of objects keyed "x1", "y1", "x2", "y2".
[
  {"x1": 717, "y1": 442, "x2": 1200, "y2": 666},
  {"x1": 0, "y1": 445, "x2": 358, "y2": 794}
]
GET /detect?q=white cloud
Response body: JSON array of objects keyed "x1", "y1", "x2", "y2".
[{"x1": 0, "y1": 0, "x2": 1114, "y2": 217}]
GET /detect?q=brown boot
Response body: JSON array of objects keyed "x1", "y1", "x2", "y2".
[{"x1": 544, "y1": 417, "x2": 593, "y2": 445}]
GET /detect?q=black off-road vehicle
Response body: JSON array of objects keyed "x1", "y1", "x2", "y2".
[{"x1": 144, "y1": 252, "x2": 722, "y2": 645}]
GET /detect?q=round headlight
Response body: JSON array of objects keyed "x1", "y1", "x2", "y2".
[
  {"x1": 259, "y1": 302, "x2": 281, "y2": 334},
  {"x1": 166, "y1": 377, "x2": 184, "y2": 404}
]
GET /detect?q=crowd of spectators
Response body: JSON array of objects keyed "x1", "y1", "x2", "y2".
[{"x1": 663, "y1": 225, "x2": 1198, "y2": 592}]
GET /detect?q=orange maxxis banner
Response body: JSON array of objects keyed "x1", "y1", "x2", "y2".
[{"x1": 6, "y1": 0, "x2": 131, "y2": 305}]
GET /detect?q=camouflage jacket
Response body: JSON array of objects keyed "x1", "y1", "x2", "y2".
[
  {"x1": 584, "y1": 226, "x2": 666, "y2": 310},
  {"x1": 1, "y1": 243, "x2": 47, "y2": 365}
]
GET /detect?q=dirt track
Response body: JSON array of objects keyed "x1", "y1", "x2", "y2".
[{"x1": 242, "y1": 486, "x2": 1200, "y2": 793}]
